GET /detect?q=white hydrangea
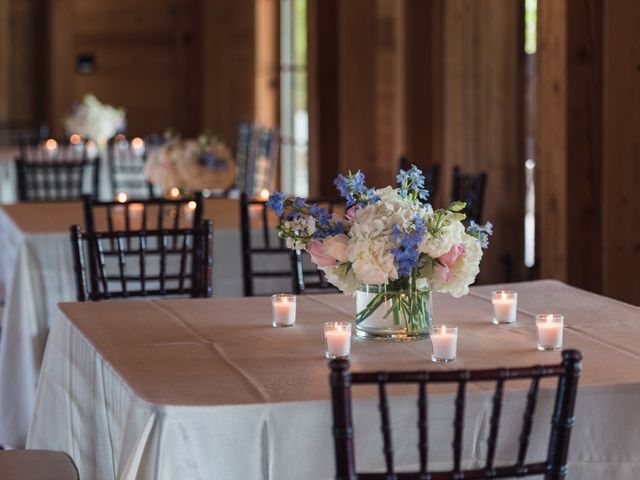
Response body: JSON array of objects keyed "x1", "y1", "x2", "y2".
[
  {"x1": 428, "y1": 232, "x2": 483, "y2": 297},
  {"x1": 64, "y1": 94, "x2": 125, "y2": 143},
  {"x1": 347, "y1": 238, "x2": 398, "y2": 285},
  {"x1": 319, "y1": 264, "x2": 360, "y2": 295}
]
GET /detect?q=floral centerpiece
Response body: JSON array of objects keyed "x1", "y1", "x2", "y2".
[
  {"x1": 64, "y1": 94, "x2": 126, "y2": 143},
  {"x1": 145, "y1": 131, "x2": 236, "y2": 196},
  {"x1": 267, "y1": 165, "x2": 492, "y2": 340}
]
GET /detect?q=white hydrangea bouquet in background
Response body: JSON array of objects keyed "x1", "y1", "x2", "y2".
[
  {"x1": 64, "y1": 94, "x2": 126, "y2": 143},
  {"x1": 145, "y1": 131, "x2": 235, "y2": 195},
  {"x1": 267, "y1": 165, "x2": 492, "y2": 340}
]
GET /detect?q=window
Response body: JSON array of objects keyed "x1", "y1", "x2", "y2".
[{"x1": 280, "y1": 0, "x2": 309, "y2": 196}]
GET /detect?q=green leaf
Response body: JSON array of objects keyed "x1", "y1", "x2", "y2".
[{"x1": 453, "y1": 212, "x2": 467, "y2": 221}]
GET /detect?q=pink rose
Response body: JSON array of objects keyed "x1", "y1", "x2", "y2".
[
  {"x1": 345, "y1": 206, "x2": 358, "y2": 221},
  {"x1": 434, "y1": 243, "x2": 465, "y2": 281},
  {"x1": 307, "y1": 240, "x2": 336, "y2": 267}
]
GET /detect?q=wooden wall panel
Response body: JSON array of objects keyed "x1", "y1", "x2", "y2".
[
  {"x1": 536, "y1": 0, "x2": 569, "y2": 281},
  {"x1": 0, "y1": 0, "x2": 47, "y2": 124},
  {"x1": 338, "y1": 0, "x2": 376, "y2": 181},
  {"x1": 201, "y1": 0, "x2": 256, "y2": 145},
  {"x1": 308, "y1": 0, "x2": 339, "y2": 196},
  {"x1": 603, "y1": 0, "x2": 640, "y2": 304},
  {"x1": 439, "y1": 0, "x2": 525, "y2": 283},
  {"x1": 49, "y1": 0, "x2": 202, "y2": 138}
]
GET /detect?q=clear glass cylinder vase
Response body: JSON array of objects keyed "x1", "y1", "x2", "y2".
[{"x1": 355, "y1": 283, "x2": 433, "y2": 341}]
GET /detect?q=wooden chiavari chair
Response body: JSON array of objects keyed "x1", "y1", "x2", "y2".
[
  {"x1": 452, "y1": 166, "x2": 487, "y2": 223},
  {"x1": 330, "y1": 350, "x2": 582, "y2": 480}
]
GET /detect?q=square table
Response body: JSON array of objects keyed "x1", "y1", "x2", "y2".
[
  {"x1": 0, "y1": 198, "x2": 288, "y2": 447},
  {"x1": 27, "y1": 281, "x2": 640, "y2": 479}
]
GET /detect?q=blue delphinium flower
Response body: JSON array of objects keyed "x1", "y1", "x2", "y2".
[
  {"x1": 467, "y1": 220, "x2": 493, "y2": 249},
  {"x1": 396, "y1": 165, "x2": 429, "y2": 201},
  {"x1": 267, "y1": 192, "x2": 286, "y2": 216},
  {"x1": 392, "y1": 215, "x2": 427, "y2": 277},
  {"x1": 334, "y1": 170, "x2": 378, "y2": 207}
]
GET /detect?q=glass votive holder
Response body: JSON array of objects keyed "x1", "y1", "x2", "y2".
[
  {"x1": 271, "y1": 294, "x2": 297, "y2": 327},
  {"x1": 429, "y1": 325, "x2": 458, "y2": 363},
  {"x1": 536, "y1": 314, "x2": 564, "y2": 351},
  {"x1": 491, "y1": 290, "x2": 518, "y2": 324},
  {"x1": 324, "y1": 322, "x2": 352, "y2": 359}
]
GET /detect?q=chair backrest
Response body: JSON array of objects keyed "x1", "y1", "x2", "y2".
[
  {"x1": 83, "y1": 193, "x2": 204, "y2": 236},
  {"x1": 107, "y1": 137, "x2": 153, "y2": 199},
  {"x1": 330, "y1": 350, "x2": 582, "y2": 480},
  {"x1": 235, "y1": 121, "x2": 280, "y2": 195},
  {"x1": 70, "y1": 220, "x2": 213, "y2": 301},
  {"x1": 240, "y1": 192, "x2": 298, "y2": 296},
  {"x1": 0, "y1": 121, "x2": 48, "y2": 147},
  {"x1": 292, "y1": 197, "x2": 344, "y2": 295},
  {"x1": 16, "y1": 142, "x2": 99, "y2": 201},
  {"x1": 240, "y1": 193, "x2": 343, "y2": 296},
  {"x1": 452, "y1": 166, "x2": 487, "y2": 223}
]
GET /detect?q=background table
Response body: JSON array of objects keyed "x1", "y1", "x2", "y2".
[
  {"x1": 0, "y1": 198, "x2": 288, "y2": 447},
  {"x1": 27, "y1": 281, "x2": 640, "y2": 479}
]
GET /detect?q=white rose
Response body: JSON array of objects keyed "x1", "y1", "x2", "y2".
[{"x1": 323, "y1": 234, "x2": 349, "y2": 263}]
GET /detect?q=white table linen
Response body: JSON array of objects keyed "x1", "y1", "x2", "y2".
[
  {"x1": 0, "y1": 199, "x2": 289, "y2": 447},
  {"x1": 27, "y1": 282, "x2": 640, "y2": 479}
]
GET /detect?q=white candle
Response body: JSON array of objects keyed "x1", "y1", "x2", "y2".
[
  {"x1": 430, "y1": 325, "x2": 458, "y2": 362},
  {"x1": 272, "y1": 294, "x2": 296, "y2": 327},
  {"x1": 324, "y1": 322, "x2": 351, "y2": 358},
  {"x1": 183, "y1": 201, "x2": 197, "y2": 222},
  {"x1": 536, "y1": 314, "x2": 564, "y2": 351},
  {"x1": 492, "y1": 290, "x2": 517, "y2": 324}
]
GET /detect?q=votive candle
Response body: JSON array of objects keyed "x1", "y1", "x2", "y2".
[
  {"x1": 491, "y1": 290, "x2": 517, "y2": 324},
  {"x1": 271, "y1": 294, "x2": 296, "y2": 327},
  {"x1": 536, "y1": 314, "x2": 564, "y2": 351},
  {"x1": 324, "y1": 322, "x2": 351, "y2": 359},
  {"x1": 430, "y1": 325, "x2": 458, "y2": 363}
]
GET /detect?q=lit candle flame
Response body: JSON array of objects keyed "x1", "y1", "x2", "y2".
[
  {"x1": 187, "y1": 201, "x2": 197, "y2": 211},
  {"x1": 69, "y1": 134, "x2": 81, "y2": 145},
  {"x1": 45, "y1": 139, "x2": 57, "y2": 150},
  {"x1": 259, "y1": 189, "x2": 270, "y2": 200},
  {"x1": 337, "y1": 323, "x2": 342, "y2": 332},
  {"x1": 170, "y1": 187, "x2": 180, "y2": 198},
  {"x1": 546, "y1": 314, "x2": 554, "y2": 324},
  {"x1": 442, "y1": 325, "x2": 447, "y2": 335},
  {"x1": 501, "y1": 291, "x2": 507, "y2": 301},
  {"x1": 131, "y1": 137, "x2": 144, "y2": 149},
  {"x1": 116, "y1": 192, "x2": 128, "y2": 203}
]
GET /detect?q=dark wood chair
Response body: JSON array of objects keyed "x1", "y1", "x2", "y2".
[
  {"x1": 240, "y1": 192, "x2": 298, "y2": 296},
  {"x1": 82, "y1": 193, "x2": 204, "y2": 236},
  {"x1": 330, "y1": 350, "x2": 582, "y2": 480},
  {"x1": 16, "y1": 141, "x2": 99, "y2": 201},
  {"x1": 235, "y1": 122, "x2": 280, "y2": 196},
  {"x1": 452, "y1": 166, "x2": 487, "y2": 223},
  {"x1": 240, "y1": 193, "x2": 341, "y2": 296},
  {"x1": 0, "y1": 450, "x2": 79, "y2": 480},
  {"x1": 107, "y1": 138, "x2": 154, "y2": 199},
  {"x1": 0, "y1": 121, "x2": 48, "y2": 147},
  {"x1": 70, "y1": 220, "x2": 213, "y2": 301}
]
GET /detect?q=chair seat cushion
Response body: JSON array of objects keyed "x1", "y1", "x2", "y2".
[{"x1": 0, "y1": 450, "x2": 79, "y2": 480}]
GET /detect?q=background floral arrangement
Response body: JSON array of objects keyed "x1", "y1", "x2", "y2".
[
  {"x1": 145, "y1": 131, "x2": 235, "y2": 193},
  {"x1": 267, "y1": 166, "x2": 493, "y2": 299},
  {"x1": 64, "y1": 94, "x2": 126, "y2": 143}
]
